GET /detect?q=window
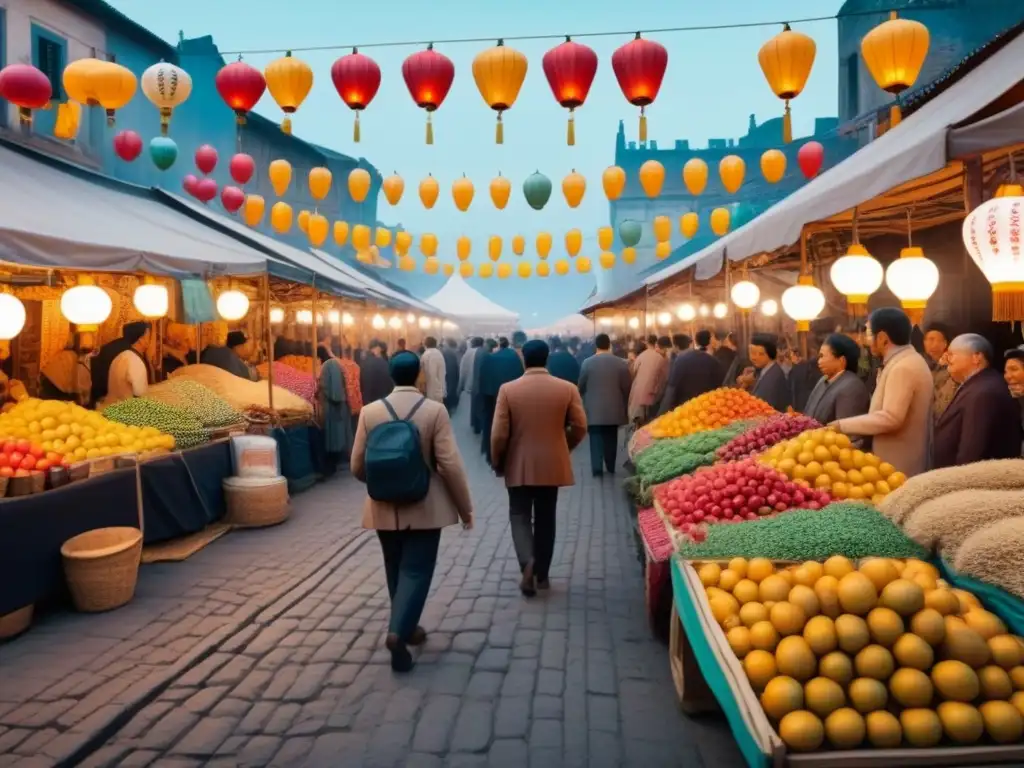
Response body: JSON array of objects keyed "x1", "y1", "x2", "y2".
[
  {"x1": 845, "y1": 53, "x2": 859, "y2": 119},
  {"x1": 32, "y1": 26, "x2": 66, "y2": 101}
]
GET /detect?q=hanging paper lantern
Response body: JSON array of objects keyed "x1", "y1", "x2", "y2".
[
  {"x1": 655, "y1": 242, "x2": 671, "y2": 260},
  {"x1": 682, "y1": 158, "x2": 708, "y2": 196},
  {"x1": 346, "y1": 168, "x2": 368, "y2": 203},
  {"x1": 54, "y1": 100, "x2": 82, "y2": 140},
  {"x1": 443, "y1": 264, "x2": 455, "y2": 277},
  {"x1": 861, "y1": 12, "x2": 929, "y2": 128},
  {"x1": 60, "y1": 277, "x2": 112, "y2": 345},
  {"x1": 536, "y1": 262, "x2": 551, "y2": 278},
  {"x1": 798, "y1": 141, "x2": 824, "y2": 179},
  {"x1": 424, "y1": 258, "x2": 440, "y2": 275},
  {"x1": 511, "y1": 235, "x2": 525, "y2": 256},
  {"x1": 555, "y1": 260, "x2": 570, "y2": 276},
  {"x1": 479, "y1": 263, "x2": 494, "y2": 279},
  {"x1": 611, "y1": 33, "x2": 668, "y2": 143},
  {"x1": 495, "y1": 263, "x2": 512, "y2": 280},
  {"x1": 710, "y1": 207, "x2": 731, "y2": 236},
  {"x1": 452, "y1": 174, "x2": 475, "y2": 212},
  {"x1": 639, "y1": 160, "x2": 665, "y2": 198},
  {"x1": 962, "y1": 193, "x2": 1024, "y2": 321},
  {"x1": 830, "y1": 243, "x2": 883, "y2": 314},
  {"x1": 577, "y1": 257, "x2": 592, "y2": 274},
  {"x1": 0, "y1": 293, "x2": 26, "y2": 356},
  {"x1": 113, "y1": 130, "x2": 143, "y2": 162},
  {"x1": 333, "y1": 221, "x2": 349, "y2": 246},
  {"x1": 268, "y1": 159, "x2": 292, "y2": 196},
  {"x1": 758, "y1": 24, "x2": 817, "y2": 143},
  {"x1": 760, "y1": 299, "x2": 778, "y2": 317},
  {"x1": 419, "y1": 232, "x2": 438, "y2": 258},
  {"x1": 652, "y1": 216, "x2": 671, "y2": 242},
  {"x1": 523, "y1": 171, "x2": 553, "y2": 211},
  {"x1": 375, "y1": 227, "x2": 392, "y2": 249},
  {"x1": 221, "y1": 186, "x2": 245, "y2": 214},
  {"x1": 490, "y1": 174, "x2": 511, "y2": 210},
  {"x1": 132, "y1": 278, "x2": 168, "y2": 320},
  {"x1": 619, "y1": 220, "x2": 642, "y2": 248},
  {"x1": 382, "y1": 173, "x2": 404, "y2": 205},
  {"x1": 542, "y1": 36, "x2": 598, "y2": 145},
  {"x1": 93, "y1": 62, "x2": 137, "y2": 126},
  {"x1": 419, "y1": 175, "x2": 439, "y2": 209},
  {"x1": 602, "y1": 166, "x2": 626, "y2": 201},
  {"x1": 782, "y1": 275, "x2": 826, "y2": 331},
  {"x1": 517, "y1": 262, "x2": 532, "y2": 279},
  {"x1": 330, "y1": 47, "x2": 381, "y2": 142},
  {"x1": 536, "y1": 232, "x2": 552, "y2": 260},
  {"x1": 297, "y1": 209, "x2": 311, "y2": 234},
  {"x1": 243, "y1": 194, "x2": 265, "y2": 227},
  {"x1": 731, "y1": 280, "x2": 761, "y2": 310},
  {"x1": 195, "y1": 144, "x2": 218, "y2": 175},
  {"x1": 457, "y1": 236, "x2": 472, "y2": 261},
  {"x1": 308, "y1": 214, "x2": 330, "y2": 247},
  {"x1": 565, "y1": 229, "x2": 582, "y2": 258},
  {"x1": 395, "y1": 230, "x2": 412, "y2": 254},
  {"x1": 401, "y1": 44, "x2": 456, "y2": 144},
  {"x1": 562, "y1": 170, "x2": 586, "y2": 208},
  {"x1": 622, "y1": 247, "x2": 637, "y2": 265},
  {"x1": 229, "y1": 153, "x2": 255, "y2": 185},
  {"x1": 308, "y1": 167, "x2": 333, "y2": 201},
  {"x1": 680, "y1": 212, "x2": 699, "y2": 239},
  {"x1": 885, "y1": 246, "x2": 939, "y2": 326},
  {"x1": 182, "y1": 174, "x2": 199, "y2": 197},
  {"x1": 459, "y1": 262, "x2": 474, "y2": 279},
  {"x1": 149, "y1": 136, "x2": 178, "y2": 171},
  {"x1": 194, "y1": 178, "x2": 217, "y2": 203},
  {"x1": 399, "y1": 256, "x2": 416, "y2": 272},
  {"x1": 598, "y1": 227, "x2": 614, "y2": 251},
  {"x1": 215, "y1": 58, "x2": 266, "y2": 124},
  {"x1": 141, "y1": 61, "x2": 192, "y2": 135},
  {"x1": 264, "y1": 51, "x2": 313, "y2": 134},
  {"x1": 270, "y1": 202, "x2": 293, "y2": 234},
  {"x1": 472, "y1": 40, "x2": 528, "y2": 144},
  {"x1": 0, "y1": 64, "x2": 52, "y2": 124},
  {"x1": 719, "y1": 155, "x2": 745, "y2": 194},
  {"x1": 62, "y1": 58, "x2": 103, "y2": 106},
  {"x1": 352, "y1": 224, "x2": 372, "y2": 252},
  {"x1": 599, "y1": 252, "x2": 616, "y2": 270},
  {"x1": 487, "y1": 236, "x2": 503, "y2": 262},
  {"x1": 760, "y1": 149, "x2": 787, "y2": 184}
]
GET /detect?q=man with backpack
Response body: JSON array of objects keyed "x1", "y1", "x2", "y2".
[{"x1": 350, "y1": 351, "x2": 474, "y2": 672}]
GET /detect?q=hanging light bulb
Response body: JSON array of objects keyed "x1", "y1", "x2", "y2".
[
  {"x1": 782, "y1": 275, "x2": 826, "y2": 331},
  {"x1": 0, "y1": 293, "x2": 27, "y2": 360},
  {"x1": 628, "y1": 317, "x2": 640, "y2": 329},
  {"x1": 657, "y1": 311, "x2": 672, "y2": 326},
  {"x1": 599, "y1": 317, "x2": 613, "y2": 327},
  {"x1": 713, "y1": 302, "x2": 728, "y2": 319},
  {"x1": 296, "y1": 309, "x2": 313, "y2": 325},
  {"x1": 388, "y1": 316, "x2": 402, "y2": 330},
  {"x1": 269, "y1": 307, "x2": 285, "y2": 324},
  {"x1": 418, "y1": 316, "x2": 431, "y2": 329},
  {"x1": 372, "y1": 314, "x2": 386, "y2": 330},
  {"x1": 342, "y1": 312, "x2": 355, "y2": 327},
  {"x1": 328, "y1": 309, "x2": 341, "y2": 324},
  {"x1": 217, "y1": 289, "x2": 250, "y2": 321},
  {"x1": 830, "y1": 243, "x2": 883, "y2": 315},
  {"x1": 886, "y1": 246, "x2": 939, "y2": 327},
  {"x1": 730, "y1": 280, "x2": 760, "y2": 311},
  {"x1": 133, "y1": 277, "x2": 169, "y2": 319},
  {"x1": 676, "y1": 303, "x2": 696, "y2": 322},
  {"x1": 760, "y1": 299, "x2": 778, "y2": 316},
  {"x1": 406, "y1": 313, "x2": 416, "y2": 324},
  {"x1": 61, "y1": 277, "x2": 112, "y2": 347},
  {"x1": 699, "y1": 304, "x2": 710, "y2": 317}
]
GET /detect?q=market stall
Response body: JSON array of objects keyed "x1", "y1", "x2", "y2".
[{"x1": 423, "y1": 274, "x2": 520, "y2": 335}]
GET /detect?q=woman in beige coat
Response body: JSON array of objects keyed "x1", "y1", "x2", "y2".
[{"x1": 351, "y1": 351, "x2": 474, "y2": 671}]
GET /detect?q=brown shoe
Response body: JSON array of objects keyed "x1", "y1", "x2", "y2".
[
  {"x1": 385, "y1": 633, "x2": 414, "y2": 672},
  {"x1": 407, "y1": 626, "x2": 428, "y2": 646},
  {"x1": 520, "y1": 561, "x2": 537, "y2": 597}
]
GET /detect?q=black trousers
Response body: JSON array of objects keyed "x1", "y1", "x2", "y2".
[
  {"x1": 376, "y1": 529, "x2": 442, "y2": 642},
  {"x1": 508, "y1": 486, "x2": 558, "y2": 582},
  {"x1": 588, "y1": 425, "x2": 619, "y2": 474}
]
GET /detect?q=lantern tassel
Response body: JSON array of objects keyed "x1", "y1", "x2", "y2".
[
  {"x1": 105, "y1": 109, "x2": 116, "y2": 128},
  {"x1": 992, "y1": 284, "x2": 1024, "y2": 323},
  {"x1": 353, "y1": 112, "x2": 361, "y2": 143},
  {"x1": 281, "y1": 115, "x2": 292, "y2": 135},
  {"x1": 639, "y1": 107, "x2": 647, "y2": 143},
  {"x1": 496, "y1": 112, "x2": 504, "y2": 145},
  {"x1": 567, "y1": 111, "x2": 575, "y2": 146},
  {"x1": 17, "y1": 107, "x2": 32, "y2": 126},
  {"x1": 890, "y1": 103, "x2": 902, "y2": 128},
  {"x1": 426, "y1": 114, "x2": 433, "y2": 145},
  {"x1": 160, "y1": 108, "x2": 170, "y2": 137},
  {"x1": 783, "y1": 102, "x2": 792, "y2": 144}
]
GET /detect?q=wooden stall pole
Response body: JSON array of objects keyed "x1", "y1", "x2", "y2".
[
  {"x1": 263, "y1": 273, "x2": 275, "y2": 413},
  {"x1": 311, "y1": 280, "x2": 320, "y2": 380},
  {"x1": 799, "y1": 231, "x2": 809, "y2": 361}
]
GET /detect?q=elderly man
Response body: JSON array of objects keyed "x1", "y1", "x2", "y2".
[
  {"x1": 747, "y1": 333, "x2": 791, "y2": 412},
  {"x1": 933, "y1": 334, "x2": 1022, "y2": 468}
]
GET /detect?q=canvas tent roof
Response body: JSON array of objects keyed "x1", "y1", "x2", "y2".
[
  {"x1": 526, "y1": 314, "x2": 594, "y2": 338},
  {"x1": 947, "y1": 98, "x2": 1024, "y2": 159},
  {"x1": 424, "y1": 275, "x2": 518, "y2": 327},
  {"x1": 309, "y1": 249, "x2": 441, "y2": 315}
]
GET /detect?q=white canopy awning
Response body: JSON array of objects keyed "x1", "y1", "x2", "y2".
[
  {"x1": 526, "y1": 313, "x2": 594, "y2": 338},
  {"x1": 424, "y1": 275, "x2": 519, "y2": 326},
  {"x1": 644, "y1": 28, "x2": 1024, "y2": 288},
  {"x1": 948, "y1": 99, "x2": 1024, "y2": 158}
]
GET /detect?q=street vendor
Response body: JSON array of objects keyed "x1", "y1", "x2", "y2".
[
  {"x1": 201, "y1": 331, "x2": 259, "y2": 382},
  {"x1": 102, "y1": 321, "x2": 152, "y2": 407},
  {"x1": 91, "y1": 321, "x2": 151, "y2": 406},
  {"x1": 39, "y1": 342, "x2": 92, "y2": 404}
]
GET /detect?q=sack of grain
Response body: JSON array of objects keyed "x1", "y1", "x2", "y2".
[
  {"x1": 901, "y1": 489, "x2": 1024, "y2": 560},
  {"x1": 147, "y1": 379, "x2": 243, "y2": 428},
  {"x1": 169, "y1": 364, "x2": 312, "y2": 418},
  {"x1": 953, "y1": 516, "x2": 1024, "y2": 599},
  {"x1": 877, "y1": 459, "x2": 1024, "y2": 525}
]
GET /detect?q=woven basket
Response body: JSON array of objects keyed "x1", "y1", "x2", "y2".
[
  {"x1": 0, "y1": 604, "x2": 32, "y2": 640},
  {"x1": 61, "y1": 527, "x2": 143, "y2": 612},
  {"x1": 224, "y1": 476, "x2": 290, "y2": 527}
]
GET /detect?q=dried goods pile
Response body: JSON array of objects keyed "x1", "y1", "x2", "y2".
[
  {"x1": 954, "y1": 517, "x2": 1024, "y2": 600},
  {"x1": 901, "y1": 489, "x2": 1024, "y2": 562},
  {"x1": 103, "y1": 398, "x2": 209, "y2": 450},
  {"x1": 646, "y1": 388, "x2": 775, "y2": 439},
  {"x1": 170, "y1": 364, "x2": 312, "y2": 418},
  {"x1": 717, "y1": 414, "x2": 821, "y2": 462},
  {"x1": 256, "y1": 361, "x2": 316, "y2": 404},
  {"x1": 145, "y1": 379, "x2": 243, "y2": 429},
  {"x1": 699, "y1": 556, "x2": 1024, "y2": 752},
  {"x1": 627, "y1": 428, "x2": 656, "y2": 460},
  {"x1": 635, "y1": 421, "x2": 760, "y2": 487},
  {"x1": 278, "y1": 355, "x2": 315, "y2": 373}
]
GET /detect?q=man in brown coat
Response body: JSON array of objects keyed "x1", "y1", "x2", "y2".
[{"x1": 491, "y1": 339, "x2": 588, "y2": 596}]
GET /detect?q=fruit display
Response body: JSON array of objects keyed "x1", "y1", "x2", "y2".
[
  {"x1": 698, "y1": 556, "x2": 1024, "y2": 752},
  {"x1": 634, "y1": 421, "x2": 760, "y2": 487},
  {"x1": 901, "y1": 489, "x2": 1024, "y2": 562},
  {"x1": 0, "y1": 437, "x2": 63, "y2": 487},
  {"x1": 0, "y1": 398, "x2": 175, "y2": 461},
  {"x1": 646, "y1": 388, "x2": 776, "y2": 439},
  {"x1": 278, "y1": 355, "x2": 314, "y2": 374},
  {"x1": 675, "y1": 503, "x2": 929, "y2": 562},
  {"x1": 103, "y1": 398, "x2": 206, "y2": 449},
  {"x1": 761, "y1": 428, "x2": 906, "y2": 503},
  {"x1": 954, "y1": 517, "x2": 1024, "y2": 601},
  {"x1": 717, "y1": 414, "x2": 821, "y2": 462},
  {"x1": 170, "y1": 365, "x2": 312, "y2": 418},
  {"x1": 255, "y1": 361, "x2": 316, "y2": 405},
  {"x1": 627, "y1": 428, "x2": 656, "y2": 461},
  {"x1": 145, "y1": 379, "x2": 243, "y2": 429}
]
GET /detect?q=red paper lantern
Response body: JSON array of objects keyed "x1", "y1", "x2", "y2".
[
  {"x1": 113, "y1": 130, "x2": 143, "y2": 162},
  {"x1": 229, "y1": 153, "x2": 255, "y2": 185},
  {"x1": 542, "y1": 37, "x2": 598, "y2": 146},
  {"x1": 214, "y1": 59, "x2": 266, "y2": 125},
  {"x1": 401, "y1": 44, "x2": 455, "y2": 145},
  {"x1": 610, "y1": 33, "x2": 668, "y2": 143},
  {"x1": 220, "y1": 185, "x2": 245, "y2": 213},
  {"x1": 182, "y1": 174, "x2": 199, "y2": 197},
  {"x1": 797, "y1": 141, "x2": 824, "y2": 179},
  {"x1": 194, "y1": 178, "x2": 218, "y2": 203},
  {"x1": 330, "y1": 47, "x2": 381, "y2": 143},
  {"x1": 0, "y1": 64, "x2": 52, "y2": 124},
  {"x1": 194, "y1": 144, "x2": 218, "y2": 175}
]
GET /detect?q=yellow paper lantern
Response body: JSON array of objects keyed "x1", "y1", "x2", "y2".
[
  {"x1": 452, "y1": 174, "x2": 475, "y2": 212},
  {"x1": 719, "y1": 155, "x2": 745, "y2": 194},
  {"x1": 599, "y1": 252, "x2": 616, "y2": 270},
  {"x1": 565, "y1": 229, "x2": 582, "y2": 258},
  {"x1": 382, "y1": 173, "x2": 404, "y2": 205},
  {"x1": 536, "y1": 232, "x2": 552, "y2": 260},
  {"x1": 536, "y1": 262, "x2": 551, "y2": 278},
  {"x1": 270, "y1": 202, "x2": 293, "y2": 234},
  {"x1": 268, "y1": 159, "x2": 291, "y2": 197},
  {"x1": 655, "y1": 241, "x2": 672, "y2": 260},
  {"x1": 710, "y1": 207, "x2": 731, "y2": 236},
  {"x1": 488, "y1": 236, "x2": 503, "y2": 262},
  {"x1": 399, "y1": 255, "x2": 416, "y2": 272},
  {"x1": 472, "y1": 40, "x2": 528, "y2": 144},
  {"x1": 622, "y1": 247, "x2": 637, "y2": 265},
  {"x1": 653, "y1": 215, "x2": 671, "y2": 242},
  {"x1": 419, "y1": 175, "x2": 439, "y2": 209},
  {"x1": 308, "y1": 214, "x2": 329, "y2": 247},
  {"x1": 479, "y1": 263, "x2": 494, "y2": 279},
  {"x1": 457, "y1": 236, "x2": 472, "y2": 261},
  {"x1": 54, "y1": 100, "x2": 82, "y2": 140},
  {"x1": 242, "y1": 195, "x2": 265, "y2": 227},
  {"x1": 420, "y1": 232, "x2": 438, "y2": 258},
  {"x1": 264, "y1": 51, "x2": 313, "y2": 133},
  {"x1": 443, "y1": 263, "x2": 455, "y2": 277},
  {"x1": 347, "y1": 168, "x2": 370, "y2": 203},
  {"x1": 62, "y1": 58, "x2": 104, "y2": 106},
  {"x1": 597, "y1": 226, "x2": 614, "y2": 251},
  {"x1": 562, "y1": 170, "x2": 586, "y2": 208},
  {"x1": 490, "y1": 174, "x2": 511, "y2": 210},
  {"x1": 683, "y1": 158, "x2": 708, "y2": 196},
  {"x1": 459, "y1": 262, "x2": 474, "y2": 279},
  {"x1": 352, "y1": 224, "x2": 371, "y2": 251},
  {"x1": 395, "y1": 230, "x2": 412, "y2": 254},
  {"x1": 511, "y1": 235, "x2": 525, "y2": 256},
  {"x1": 333, "y1": 220, "x2": 349, "y2": 246},
  {"x1": 758, "y1": 23, "x2": 817, "y2": 143},
  {"x1": 680, "y1": 212, "x2": 699, "y2": 239},
  {"x1": 424, "y1": 258, "x2": 440, "y2": 275},
  {"x1": 861, "y1": 12, "x2": 930, "y2": 127},
  {"x1": 554, "y1": 259, "x2": 570, "y2": 276},
  {"x1": 375, "y1": 227, "x2": 392, "y2": 249},
  {"x1": 308, "y1": 167, "x2": 332, "y2": 201},
  {"x1": 517, "y1": 262, "x2": 532, "y2": 279},
  {"x1": 602, "y1": 166, "x2": 626, "y2": 201},
  {"x1": 760, "y1": 149, "x2": 787, "y2": 184},
  {"x1": 497, "y1": 263, "x2": 513, "y2": 279},
  {"x1": 297, "y1": 209, "x2": 311, "y2": 234},
  {"x1": 639, "y1": 160, "x2": 665, "y2": 198},
  {"x1": 93, "y1": 61, "x2": 137, "y2": 125},
  {"x1": 577, "y1": 257, "x2": 592, "y2": 274}
]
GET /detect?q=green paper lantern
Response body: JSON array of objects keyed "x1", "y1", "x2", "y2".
[
  {"x1": 149, "y1": 136, "x2": 178, "y2": 171},
  {"x1": 522, "y1": 171, "x2": 552, "y2": 211},
  {"x1": 619, "y1": 219, "x2": 642, "y2": 248}
]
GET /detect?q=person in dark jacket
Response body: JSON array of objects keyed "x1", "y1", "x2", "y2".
[
  {"x1": 479, "y1": 336, "x2": 525, "y2": 463},
  {"x1": 90, "y1": 321, "x2": 151, "y2": 406},
  {"x1": 933, "y1": 334, "x2": 1022, "y2": 468},
  {"x1": 659, "y1": 330, "x2": 724, "y2": 414},
  {"x1": 788, "y1": 345, "x2": 821, "y2": 415},
  {"x1": 359, "y1": 340, "x2": 394, "y2": 406},
  {"x1": 578, "y1": 334, "x2": 631, "y2": 476},
  {"x1": 748, "y1": 333, "x2": 791, "y2": 412},
  {"x1": 442, "y1": 338, "x2": 460, "y2": 413},
  {"x1": 670, "y1": 333, "x2": 692, "y2": 363},
  {"x1": 803, "y1": 333, "x2": 871, "y2": 424},
  {"x1": 714, "y1": 331, "x2": 738, "y2": 374},
  {"x1": 202, "y1": 331, "x2": 259, "y2": 381},
  {"x1": 546, "y1": 338, "x2": 581, "y2": 385}
]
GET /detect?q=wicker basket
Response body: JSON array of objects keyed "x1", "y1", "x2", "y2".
[
  {"x1": 61, "y1": 527, "x2": 143, "y2": 613},
  {"x1": 0, "y1": 604, "x2": 33, "y2": 640},
  {"x1": 223, "y1": 476, "x2": 290, "y2": 527}
]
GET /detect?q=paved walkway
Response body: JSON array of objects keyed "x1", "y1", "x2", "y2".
[{"x1": 0, "y1": 409, "x2": 739, "y2": 767}]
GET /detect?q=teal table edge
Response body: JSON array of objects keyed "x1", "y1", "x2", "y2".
[{"x1": 933, "y1": 557, "x2": 1024, "y2": 636}]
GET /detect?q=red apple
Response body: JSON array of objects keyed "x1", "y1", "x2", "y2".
[
  {"x1": 8, "y1": 451, "x2": 24, "y2": 466},
  {"x1": 0, "y1": 466, "x2": 12, "y2": 478},
  {"x1": 34, "y1": 460, "x2": 50, "y2": 472},
  {"x1": 19, "y1": 455, "x2": 35, "y2": 470},
  {"x1": 1, "y1": 440, "x2": 14, "y2": 454},
  {"x1": 28, "y1": 444, "x2": 44, "y2": 459},
  {"x1": 15, "y1": 439, "x2": 30, "y2": 454}
]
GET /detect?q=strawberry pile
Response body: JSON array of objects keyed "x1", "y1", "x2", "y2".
[{"x1": 716, "y1": 413, "x2": 821, "y2": 462}]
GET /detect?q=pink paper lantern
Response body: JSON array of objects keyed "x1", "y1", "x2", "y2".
[
  {"x1": 194, "y1": 144, "x2": 218, "y2": 175},
  {"x1": 229, "y1": 153, "x2": 255, "y2": 185},
  {"x1": 113, "y1": 130, "x2": 143, "y2": 162},
  {"x1": 194, "y1": 177, "x2": 218, "y2": 203},
  {"x1": 182, "y1": 174, "x2": 199, "y2": 196},
  {"x1": 220, "y1": 185, "x2": 245, "y2": 213},
  {"x1": 797, "y1": 141, "x2": 824, "y2": 179}
]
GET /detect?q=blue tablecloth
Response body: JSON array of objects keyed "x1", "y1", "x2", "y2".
[{"x1": 271, "y1": 424, "x2": 322, "y2": 494}]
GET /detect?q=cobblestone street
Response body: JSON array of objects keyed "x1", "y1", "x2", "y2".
[{"x1": 0, "y1": 410, "x2": 739, "y2": 767}]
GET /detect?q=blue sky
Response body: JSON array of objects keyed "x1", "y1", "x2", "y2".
[{"x1": 108, "y1": 0, "x2": 846, "y2": 323}]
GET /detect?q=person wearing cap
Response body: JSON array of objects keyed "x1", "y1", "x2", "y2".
[
  {"x1": 101, "y1": 321, "x2": 152, "y2": 407},
  {"x1": 200, "y1": 330, "x2": 258, "y2": 381}
]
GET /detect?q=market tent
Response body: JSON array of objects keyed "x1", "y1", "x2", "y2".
[
  {"x1": 423, "y1": 274, "x2": 519, "y2": 333},
  {"x1": 0, "y1": 142, "x2": 266, "y2": 276},
  {"x1": 526, "y1": 314, "x2": 594, "y2": 338},
  {"x1": 644, "y1": 27, "x2": 1024, "y2": 287},
  {"x1": 947, "y1": 98, "x2": 1024, "y2": 158},
  {"x1": 309, "y1": 249, "x2": 442, "y2": 316}
]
